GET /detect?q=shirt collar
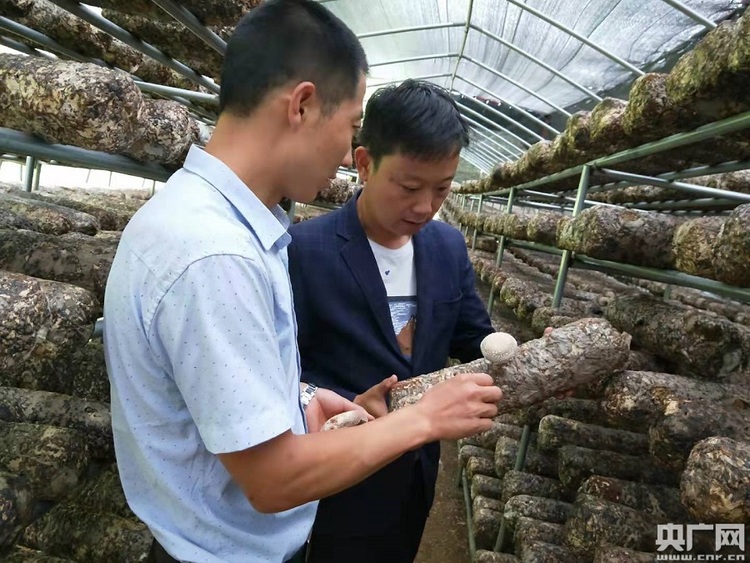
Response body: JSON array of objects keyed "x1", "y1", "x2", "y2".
[{"x1": 182, "y1": 145, "x2": 291, "y2": 251}]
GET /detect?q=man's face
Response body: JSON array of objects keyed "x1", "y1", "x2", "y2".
[
  {"x1": 291, "y1": 75, "x2": 365, "y2": 203},
  {"x1": 357, "y1": 148, "x2": 459, "y2": 238}
]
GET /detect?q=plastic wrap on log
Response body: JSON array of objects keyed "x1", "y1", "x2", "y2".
[
  {"x1": 84, "y1": 0, "x2": 260, "y2": 26},
  {"x1": 604, "y1": 295, "x2": 749, "y2": 379},
  {"x1": 564, "y1": 494, "x2": 657, "y2": 556},
  {"x1": 680, "y1": 436, "x2": 750, "y2": 523},
  {"x1": 389, "y1": 318, "x2": 631, "y2": 412},
  {"x1": 593, "y1": 545, "x2": 656, "y2": 563},
  {"x1": 124, "y1": 99, "x2": 196, "y2": 167},
  {"x1": 0, "y1": 471, "x2": 34, "y2": 548},
  {"x1": 648, "y1": 398, "x2": 750, "y2": 471},
  {"x1": 0, "y1": 54, "x2": 143, "y2": 154},
  {"x1": 557, "y1": 206, "x2": 679, "y2": 269},
  {"x1": 20, "y1": 503, "x2": 152, "y2": 562},
  {"x1": 0, "y1": 229, "x2": 116, "y2": 305},
  {"x1": 471, "y1": 474, "x2": 503, "y2": 501},
  {"x1": 5, "y1": 189, "x2": 132, "y2": 231},
  {"x1": 502, "y1": 495, "x2": 572, "y2": 535},
  {"x1": 103, "y1": 10, "x2": 225, "y2": 79},
  {"x1": 537, "y1": 415, "x2": 648, "y2": 456},
  {"x1": 665, "y1": 17, "x2": 750, "y2": 126},
  {"x1": 3, "y1": 546, "x2": 76, "y2": 562},
  {"x1": 557, "y1": 445, "x2": 679, "y2": 490},
  {"x1": 588, "y1": 98, "x2": 631, "y2": 155},
  {"x1": 602, "y1": 370, "x2": 750, "y2": 432},
  {"x1": 0, "y1": 193, "x2": 99, "y2": 236},
  {"x1": 712, "y1": 203, "x2": 750, "y2": 287},
  {"x1": 0, "y1": 387, "x2": 112, "y2": 458},
  {"x1": 526, "y1": 212, "x2": 563, "y2": 247},
  {"x1": 474, "y1": 550, "x2": 519, "y2": 563},
  {"x1": 672, "y1": 216, "x2": 725, "y2": 278},
  {"x1": 0, "y1": 271, "x2": 99, "y2": 392},
  {"x1": 579, "y1": 475, "x2": 689, "y2": 522},
  {"x1": 0, "y1": 422, "x2": 90, "y2": 501},
  {"x1": 501, "y1": 471, "x2": 566, "y2": 504}
]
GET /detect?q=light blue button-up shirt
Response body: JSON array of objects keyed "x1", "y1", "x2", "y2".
[{"x1": 103, "y1": 146, "x2": 316, "y2": 562}]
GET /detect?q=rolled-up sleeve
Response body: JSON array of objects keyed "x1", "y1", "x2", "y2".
[{"x1": 149, "y1": 253, "x2": 294, "y2": 454}]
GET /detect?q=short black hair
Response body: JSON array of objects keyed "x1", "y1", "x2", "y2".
[
  {"x1": 219, "y1": 0, "x2": 368, "y2": 116},
  {"x1": 358, "y1": 79, "x2": 470, "y2": 166}
]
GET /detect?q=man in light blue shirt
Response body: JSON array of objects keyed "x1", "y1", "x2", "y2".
[{"x1": 104, "y1": 1, "x2": 505, "y2": 561}]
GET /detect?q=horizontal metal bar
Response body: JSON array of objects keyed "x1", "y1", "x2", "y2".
[
  {"x1": 659, "y1": 0, "x2": 717, "y2": 29},
  {"x1": 0, "y1": 127, "x2": 171, "y2": 182},
  {"x1": 45, "y1": 0, "x2": 220, "y2": 93},
  {"x1": 467, "y1": 136, "x2": 508, "y2": 163},
  {"x1": 0, "y1": 16, "x2": 105, "y2": 65},
  {"x1": 482, "y1": 110, "x2": 750, "y2": 196},
  {"x1": 0, "y1": 33, "x2": 55, "y2": 58},
  {"x1": 464, "y1": 146, "x2": 496, "y2": 169},
  {"x1": 150, "y1": 0, "x2": 227, "y2": 54},
  {"x1": 623, "y1": 198, "x2": 740, "y2": 211},
  {"x1": 463, "y1": 118, "x2": 519, "y2": 158},
  {"x1": 471, "y1": 24, "x2": 602, "y2": 103},
  {"x1": 572, "y1": 255, "x2": 750, "y2": 303},
  {"x1": 461, "y1": 153, "x2": 490, "y2": 173},
  {"x1": 463, "y1": 55, "x2": 570, "y2": 119},
  {"x1": 134, "y1": 80, "x2": 219, "y2": 105},
  {"x1": 370, "y1": 52, "x2": 458, "y2": 67},
  {"x1": 455, "y1": 77, "x2": 546, "y2": 142},
  {"x1": 504, "y1": 0, "x2": 644, "y2": 76},
  {"x1": 456, "y1": 101, "x2": 532, "y2": 153},
  {"x1": 598, "y1": 168, "x2": 750, "y2": 203},
  {"x1": 358, "y1": 22, "x2": 464, "y2": 39},
  {"x1": 520, "y1": 188, "x2": 618, "y2": 208},
  {"x1": 507, "y1": 239, "x2": 566, "y2": 255}
]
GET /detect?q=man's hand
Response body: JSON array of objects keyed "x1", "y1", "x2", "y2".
[
  {"x1": 354, "y1": 375, "x2": 398, "y2": 418},
  {"x1": 305, "y1": 387, "x2": 372, "y2": 433},
  {"x1": 543, "y1": 326, "x2": 575, "y2": 400},
  {"x1": 413, "y1": 372, "x2": 503, "y2": 441}
]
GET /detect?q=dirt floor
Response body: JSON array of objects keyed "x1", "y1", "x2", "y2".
[{"x1": 414, "y1": 440, "x2": 469, "y2": 563}]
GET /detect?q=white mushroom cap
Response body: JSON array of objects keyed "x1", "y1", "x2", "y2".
[{"x1": 480, "y1": 332, "x2": 518, "y2": 364}]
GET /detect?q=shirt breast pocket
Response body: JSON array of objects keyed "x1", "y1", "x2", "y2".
[{"x1": 432, "y1": 293, "x2": 462, "y2": 326}]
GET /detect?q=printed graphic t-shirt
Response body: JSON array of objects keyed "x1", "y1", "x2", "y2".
[{"x1": 368, "y1": 238, "x2": 417, "y2": 358}]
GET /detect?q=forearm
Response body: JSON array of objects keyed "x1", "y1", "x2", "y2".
[{"x1": 223, "y1": 407, "x2": 431, "y2": 513}]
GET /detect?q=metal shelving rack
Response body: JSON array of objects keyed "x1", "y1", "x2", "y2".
[{"x1": 451, "y1": 109, "x2": 750, "y2": 559}]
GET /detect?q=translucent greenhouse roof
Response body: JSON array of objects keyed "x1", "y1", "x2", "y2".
[{"x1": 319, "y1": 0, "x2": 745, "y2": 172}]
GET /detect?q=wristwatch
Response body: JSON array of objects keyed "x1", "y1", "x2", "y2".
[{"x1": 300, "y1": 383, "x2": 318, "y2": 409}]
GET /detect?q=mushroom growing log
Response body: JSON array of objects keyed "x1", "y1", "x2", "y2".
[
  {"x1": 390, "y1": 318, "x2": 631, "y2": 411},
  {"x1": 712, "y1": 203, "x2": 750, "y2": 287},
  {"x1": 0, "y1": 193, "x2": 99, "y2": 235},
  {"x1": 537, "y1": 415, "x2": 648, "y2": 456}
]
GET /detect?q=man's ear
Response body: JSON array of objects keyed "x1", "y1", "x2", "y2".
[
  {"x1": 287, "y1": 81, "x2": 318, "y2": 128},
  {"x1": 354, "y1": 146, "x2": 373, "y2": 182}
]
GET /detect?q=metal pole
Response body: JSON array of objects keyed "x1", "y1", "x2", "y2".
[
  {"x1": 358, "y1": 22, "x2": 464, "y2": 39},
  {"x1": 455, "y1": 76, "x2": 546, "y2": 142},
  {"x1": 471, "y1": 23, "x2": 603, "y2": 103},
  {"x1": 466, "y1": 128, "x2": 512, "y2": 161},
  {"x1": 494, "y1": 424, "x2": 532, "y2": 552},
  {"x1": 23, "y1": 156, "x2": 36, "y2": 192},
  {"x1": 458, "y1": 103, "x2": 531, "y2": 151},
  {"x1": 464, "y1": 119, "x2": 519, "y2": 159},
  {"x1": 471, "y1": 195, "x2": 483, "y2": 249},
  {"x1": 449, "y1": 0, "x2": 474, "y2": 92},
  {"x1": 463, "y1": 55, "x2": 570, "y2": 118},
  {"x1": 150, "y1": 0, "x2": 227, "y2": 54},
  {"x1": 370, "y1": 53, "x2": 458, "y2": 67},
  {"x1": 504, "y1": 0, "x2": 644, "y2": 76},
  {"x1": 659, "y1": 0, "x2": 717, "y2": 29},
  {"x1": 552, "y1": 165, "x2": 591, "y2": 308},
  {"x1": 486, "y1": 188, "x2": 516, "y2": 312},
  {"x1": 367, "y1": 73, "x2": 453, "y2": 90},
  {"x1": 286, "y1": 200, "x2": 297, "y2": 222},
  {"x1": 32, "y1": 160, "x2": 41, "y2": 191}
]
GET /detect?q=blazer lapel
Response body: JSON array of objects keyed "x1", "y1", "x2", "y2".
[
  {"x1": 338, "y1": 195, "x2": 403, "y2": 358},
  {"x1": 411, "y1": 229, "x2": 435, "y2": 375}
]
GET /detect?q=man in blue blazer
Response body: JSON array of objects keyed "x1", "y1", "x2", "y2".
[{"x1": 288, "y1": 79, "x2": 495, "y2": 562}]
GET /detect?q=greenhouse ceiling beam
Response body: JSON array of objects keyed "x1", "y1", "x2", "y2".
[
  {"x1": 463, "y1": 149, "x2": 493, "y2": 171},
  {"x1": 463, "y1": 55, "x2": 570, "y2": 118},
  {"x1": 0, "y1": 127, "x2": 171, "y2": 182},
  {"x1": 0, "y1": 19, "x2": 219, "y2": 111},
  {"x1": 45, "y1": 0, "x2": 220, "y2": 93},
  {"x1": 456, "y1": 75, "x2": 560, "y2": 135},
  {"x1": 370, "y1": 53, "x2": 458, "y2": 67},
  {"x1": 449, "y1": 0, "x2": 474, "y2": 93},
  {"x1": 357, "y1": 22, "x2": 464, "y2": 39},
  {"x1": 659, "y1": 0, "x2": 717, "y2": 29},
  {"x1": 462, "y1": 116, "x2": 521, "y2": 159},
  {"x1": 457, "y1": 102, "x2": 530, "y2": 153},
  {"x1": 464, "y1": 136, "x2": 501, "y2": 163},
  {"x1": 470, "y1": 24, "x2": 602, "y2": 103},
  {"x1": 461, "y1": 152, "x2": 491, "y2": 174},
  {"x1": 150, "y1": 0, "x2": 227, "y2": 54},
  {"x1": 504, "y1": 0, "x2": 644, "y2": 77},
  {"x1": 367, "y1": 72, "x2": 452, "y2": 90},
  {"x1": 463, "y1": 143, "x2": 496, "y2": 167},
  {"x1": 467, "y1": 134, "x2": 508, "y2": 163},
  {"x1": 455, "y1": 76, "x2": 547, "y2": 142}
]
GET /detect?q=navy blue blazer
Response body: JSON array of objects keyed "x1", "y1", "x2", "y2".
[{"x1": 288, "y1": 191, "x2": 494, "y2": 537}]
